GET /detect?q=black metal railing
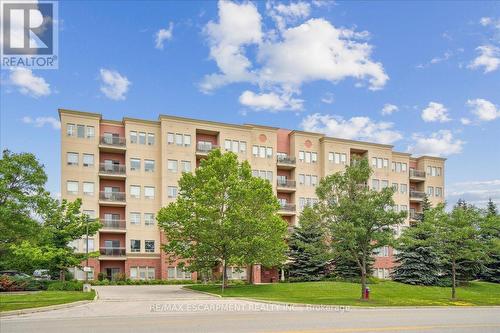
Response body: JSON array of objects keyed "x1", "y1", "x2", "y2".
[
  {"x1": 101, "y1": 219, "x2": 126, "y2": 230},
  {"x1": 99, "y1": 247, "x2": 126, "y2": 256},
  {"x1": 409, "y1": 169, "x2": 426, "y2": 178},
  {"x1": 100, "y1": 136, "x2": 126, "y2": 147},
  {"x1": 277, "y1": 156, "x2": 296, "y2": 165},
  {"x1": 99, "y1": 191, "x2": 126, "y2": 202},
  {"x1": 196, "y1": 143, "x2": 218, "y2": 153},
  {"x1": 277, "y1": 179, "x2": 296, "y2": 188},
  {"x1": 279, "y1": 203, "x2": 296, "y2": 212},
  {"x1": 99, "y1": 163, "x2": 126, "y2": 175},
  {"x1": 410, "y1": 190, "x2": 426, "y2": 199},
  {"x1": 410, "y1": 212, "x2": 423, "y2": 220}
]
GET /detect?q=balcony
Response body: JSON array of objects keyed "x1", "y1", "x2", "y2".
[
  {"x1": 409, "y1": 169, "x2": 426, "y2": 182},
  {"x1": 100, "y1": 219, "x2": 126, "y2": 232},
  {"x1": 410, "y1": 212, "x2": 423, "y2": 221},
  {"x1": 277, "y1": 155, "x2": 296, "y2": 169},
  {"x1": 277, "y1": 179, "x2": 296, "y2": 193},
  {"x1": 279, "y1": 203, "x2": 296, "y2": 216},
  {"x1": 99, "y1": 163, "x2": 126, "y2": 179},
  {"x1": 410, "y1": 190, "x2": 426, "y2": 202},
  {"x1": 99, "y1": 191, "x2": 126, "y2": 206},
  {"x1": 99, "y1": 136, "x2": 126, "y2": 153},
  {"x1": 196, "y1": 142, "x2": 219, "y2": 156},
  {"x1": 99, "y1": 247, "x2": 126, "y2": 257}
]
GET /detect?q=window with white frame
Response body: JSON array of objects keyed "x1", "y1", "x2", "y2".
[
  {"x1": 305, "y1": 151, "x2": 311, "y2": 163},
  {"x1": 392, "y1": 183, "x2": 399, "y2": 191},
  {"x1": 167, "y1": 159, "x2": 178, "y2": 173},
  {"x1": 144, "y1": 186, "x2": 155, "y2": 199},
  {"x1": 427, "y1": 186, "x2": 434, "y2": 196},
  {"x1": 259, "y1": 146, "x2": 266, "y2": 158},
  {"x1": 130, "y1": 266, "x2": 155, "y2": 280},
  {"x1": 240, "y1": 141, "x2": 246, "y2": 153},
  {"x1": 381, "y1": 180, "x2": 388, "y2": 189},
  {"x1": 86, "y1": 126, "x2": 95, "y2": 138},
  {"x1": 311, "y1": 152, "x2": 317, "y2": 163},
  {"x1": 130, "y1": 185, "x2": 141, "y2": 198},
  {"x1": 184, "y1": 134, "x2": 191, "y2": 146},
  {"x1": 130, "y1": 131, "x2": 138, "y2": 144},
  {"x1": 400, "y1": 184, "x2": 408, "y2": 194},
  {"x1": 252, "y1": 145, "x2": 259, "y2": 157},
  {"x1": 145, "y1": 240, "x2": 155, "y2": 253},
  {"x1": 311, "y1": 175, "x2": 318, "y2": 187},
  {"x1": 83, "y1": 154, "x2": 94, "y2": 167},
  {"x1": 147, "y1": 133, "x2": 155, "y2": 145},
  {"x1": 138, "y1": 132, "x2": 146, "y2": 144},
  {"x1": 372, "y1": 179, "x2": 380, "y2": 191},
  {"x1": 266, "y1": 147, "x2": 273, "y2": 158},
  {"x1": 167, "y1": 186, "x2": 178, "y2": 198},
  {"x1": 167, "y1": 132, "x2": 174, "y2": 144},
  {"x1": 298, "y1": 174, "x2": 305, "y2": 185},
  {"x1": 298, "y1": 151, "x2": 305, "y2": 162},
  {"x1": 67, "y1": 181, "x2": 78, "y2": 195},
  {"x1": 67, "y1": 152, "x2": 78, "y2": 166},
  {"x1": 67, "y1": 123, "x2": 75, "y2": 136},
  {"x1": 130, "y1": 158, "x2": 140, "y2": 171},
  {"x1": 130, "y1": 212, "x2": 141, "y2": 225},
  {"x1": 374, "y1": 246, "x2": 389, "y2": 257},
  {"x1": 130, "y1": 240, "x2": 141, "y2": 252},
  {"x1": 175, "y1": 133, "x2": 183, "y2": 146},
  {"x1": 181, "y1": 160, "x2": 191, "y2": 173},
  {"x1": 77, "y1": 125, "x2": 85, "y2": 138},
  {"x1": 83, "y1": 238, "x2": 94, "y2": 252},
  {"x1": 436, "y1": 187, "x2": 443, "y2": 197},
  {"x1": 167, "y1": 266, "x2": 191, "y2": 280},
  {"x1": 144, "y1": 159, "x2": 155, "y2": 172},
  {"x1": 144, "y1": 213, "x2": 155, "y2": 226},
  {"x1": 225, "y1": 139, "x2": 231, "y2": 151},
  {"x1": 83, "y1": 182, "x2": 94, "y2": 196}
]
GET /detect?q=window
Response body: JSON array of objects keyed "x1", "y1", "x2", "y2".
[
  {"x1": 147, "y1": 133, "x2": 155, "y2": 145},
  {"x1": 311, "y1": 175, "x2": 318, "y2": 186},
  {"x1": 402, "y1": 163, "x2": 407, "y2": 172},
  {"x1": 83, "y1": 182, "x2": 94, "y2": 196},
  {"x1": 145, "y1": 240, "x2": 155, "y2": 253},
  {"x1": 372, "y1": 179, "x2": 379, "y2": 191},
  {"x1": 83, "y1": 238, "x2": 94, "y2": 252},
  {"x1": 225, "y1": 139, "x2": 231, "y2": 151},
  {"x1": 144, "y1": 160, "x2": 155, "y2": 172},
  {"x1": 67, "y1": 123, "x2": 75, "y2": 136},
  {"x1": 131, "y1": 266, "x2": 156, "y2": 280},
  {"x1": 372, "y1": 157, "x2": 377, "y2": 167},
  {"x1": 130, "y1": 158, "x2": 141, "y2": 171},
  {"x1": 67, "y1": 152, "x2": 78, "y2": 166},
  {"x1": 137, "y1": 132, "x2": 145, "y2": 144},
  {"x1": 305, "y1": 175, "x2": 311, "y2": 186},
  {"x1": 391, "y1": 162, "x2": 396, "y2": 172},
  {"x1": 377, "y1": 158, "x2": 383, "y2": 169},
  {"x1": 400, "y1": 205, "x2": 408, "y2": 214},
  {"x1": 167, "y1": 159, "x2": 178, "y2": 173},
  {"x1": 130, "y1": 212, "x2": 141, "y2": 225},
  {"x1": 83, "y1": 210, "x2": 95, "y2": 218},
  {"x1": 240, "y1": 141, "x2": 246, "y2": 152},
  {"x1": 437, "y1": 167, "x2": 442, "y2": 176},
  {"x1": 381, "y1": 180, "x2": 388, "y2": 189},
  {"x1": 252, "y1": 145, "x2": 259, "y2": 157},
  {"x1": 144, "y1": 213, "x2": 155, "y2": 226},
  {"x1": 232, "y1": 140, "x2": 239, "y2": 153},
  {"x1": 167, "y1": 186, "x2": 178, "y2": 198},
  {"x1": 266, "y1": 147, "x2": 273, "y2": 158},
  {"x1": 144, "y1": 186, "x2": 155, "y2": 199},
  {"x1": 328, "y1": 153, "x2": 334, "y2": 163},
  {"x1": 252, "y1": 170, "x2": 259, "y2": 177},
  {"x1": 298, "y1": 174, "x2": 305, "y2": 185},
  {"x1": 184, "y1": 134, "x2": 191, "y2": 146},
  {"x1": 259, "y1": 146, "x2": 266, "y2": 158},
  {"x1": 400, "y1": 184, "x2": 407, "y2": 194},
  {"x1": 167, "y1": 132, "x2": 174, "y2": 144},
  {"x1": 427, "y1": 166, "x2": 431, "y2": 175},
  {"x1": 335, "y1": 153, "x2": 340, "y2": 164},
  {"x1": 83, "y1": 154, "x2": 94, "y2": 167},
  {"x1": 77, "y1": 125, "x2": 85, "y2": 138},
  {"x1": 383, "y1": 159, "x2": 389, "y2": 168},
  {"x1": 167, "y1": 267, "x2": 191, "y2": 280},
  {"x1": 299, "y1": 151, "x2": 305, "y2": 162},
  {"x1": 392, "y1": 183, "x2": 398, "y2": 191},
  {"x1": 130, "y1": 240, "x2": 141, "y2": 252},
  {"x1": 181, "y1": 160, "x2": 191, "y2": 173},
  {"x1": 266, "y1": 171, "x2": 273, "y2": 182},
  {"x1": 259, "y1": 170, "x2": 266, "y2": 179},
  {"x1": 86, "y1": 126, "x2": 95, "y2": 138},
  {"x1": 305, "y1": 152, "x2": 311, "y2": 163},
  {"x1": 311, "y1": 152, "x2": 317, "y2": 163},
  {"x1": 435, "y1": 187, "x2": 442, "y2": 197},
  {"x1": 130, "y1": 131, "x2": 137, "y2": 144},
  {"x1": 427, "y1": 186, "x2": 434, "y2": 196},
  {"x1": 67, "y1": 181, "x2": 78, "y2": 195},
  {"x1": 175, "y1": 133, "x2": 183, "y2": 146},
  {"x1": 130, "y1": 185, "x2": 141, "y2": 198},
  {"x1": 374, "y1": 246, "x2": 389, "y2": 257}
]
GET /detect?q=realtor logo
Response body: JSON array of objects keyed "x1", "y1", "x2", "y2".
[{"x1": 1, "y1": 0, "x2": 58, "y2": 69}]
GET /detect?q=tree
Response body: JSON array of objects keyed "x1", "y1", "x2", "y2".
[
  {"x1": 0, "y1": 150, "x2": 50, "y2": 270},
  {"x1": 157, "y1": 150, "x2": 287, "y2": 291},
  {"x1": 427, "y1": 204, "x2": 487, "y2": 299},
  {"x1": 392, "y1": 221, "x2": 440, "y2": 285},
  {"x1": 487, "y1": 199, "x2": 498, "y2": 217},
  {"x1": 331, "y1": 247, "x2": 374, "y2": 280},
  {"x1": 315, "y1": 158, "x2": 406, "y2": 300},
  {"x1": 480, "y1": 200, "x2": 500, "y2": 283},
  {"x1": 287, "y1": 207, "x2": 332, "y2": 281},
  {"x1": 11, "y1": 198, "x2": 101, "y2": 280}
]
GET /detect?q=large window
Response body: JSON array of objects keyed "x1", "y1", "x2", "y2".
[
  {"x1": 144, "y1": 160, "x2": 155, "y2": 172},
  {"x1": 184, "y1": 134, "x2": 191, "y2": 146},
  {"x1": 167, "y1": 186, "x2": 178, "y2": 198},
  {"x1": 144, "y1": 186, "x2": 155, "y2": 199},
  {"x1": 130, "y1": 131, "x2": 138, "y2": 144},
  {"x1": 130, "y1": 158, "x2": 140, "y2": 171},
  {"x1": 175, "y1": 133, "x2": 183, "y2": 146},
  {"x1": 86, "y1": 126, "x2": 95, "y2": 138},
  {"x1": 167, "y1": 159, "x2": 178, "y2": 173},
  {"x1": 144, "y1": 213, "x2": 155, "y2": 226},
  {"x1": 147, "y1": 133, "x2": 155, "y2": 145},
  {"x1": 130, "y1": 267, "x2": 155, "y2": 280},
  {"x1": 77, "y1": 125, "x2": 85, "y2": 138},
  {"x1": 167, "y1": 266, "x2": 191, "y2": 280},
  {"x1": 130, "y1": 240, "x2": 141, "y2": 252},
  {"x1": 427, "y1": 186, "x2": 434, "y2": 196},
  {"x1": 436, "y1": 187, "x2": 443, "y2": 197},
  {"x1": 67, "y1": 123, "x2": 75, "y2": 136},
  {"x1": 181, "y1": 160, "x2": 191, "y2": 173},
  {"x1": 400, "y1": 184, "x2": 408, "y2": 194},
  {"x1": 83, "y1": 182, "x2": 94, "y2": 196},
  {"x1": 67, "y1": 152, "x2": 78, "y2": 166},
  {"x1": 167, "y1": 132, "x2": 174, "y2": 144},
  {"x1": 130, "y1": 212, "x2": 141, "y2": 225},
  {"x1": 83, "y1": 154, "x2": 94, "y2": 167},
  {"x1": 371, "y1": 179, "x2": 380, "y2": 191},
  {"x1": 67, "y1": 181, "x2": 78, "y2": 195},
  {"x1": 137, "y1": 132, "x2": 145, "y2": 145},
  {"x1": 130, "y1": 185, "x2": 141, "y2": 198},
  {"x1": 145, "y1": 240, "x2": 155, "y2": 253}
]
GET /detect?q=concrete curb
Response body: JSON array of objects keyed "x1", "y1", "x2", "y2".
[
  {"x1": 182, "y1": 286, "x2": 222, "y2": 298},
  {"x1": 0, "y1": 288, "x2": 98, "y2": 318}
]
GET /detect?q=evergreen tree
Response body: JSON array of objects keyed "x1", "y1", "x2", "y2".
[
  {"x1": 480, "y1": 199, "x2": 500, "y2": 283},
  {"x1": 331, "y1": 249, "x2": 374, "y2": 280},
  {"x1": 487, "y1": 199, "x2": 498, "y2": 217},
  {"x1": 287, "y1": 208, "x2": 332, "y2": 281},
  {"x1": 392, "y1": 221, "x2": 440, "y2": 285}
]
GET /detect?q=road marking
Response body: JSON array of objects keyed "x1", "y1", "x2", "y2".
[{"x1": 270, "y1": 323, "x2": 500, "y2": 333}]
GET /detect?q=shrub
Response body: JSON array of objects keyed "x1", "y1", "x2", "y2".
[
  {"x1": 47, "y1": 281, "x2": 83, "y2": 291},
  {"x1": 90, "y1": 279, "x2": 197, "y2": 286},
  {"x1": 0, "y1": 276, "x2": 49, "y2": 292},
  {"x1": 97, "y1": 272, "x2": 105, "y2": 281}
]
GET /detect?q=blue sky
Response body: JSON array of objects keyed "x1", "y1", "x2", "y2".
[{"x1": 1, "y1": 0, "x2": 499, "y2": 207}]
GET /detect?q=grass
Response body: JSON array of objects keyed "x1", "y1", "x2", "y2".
[
  {"x1": 188, "y1": 281, "x2": 500, "y2": 306},
  {"x1": 0, "y1": 290, "x2": 95, "y2": 312}
]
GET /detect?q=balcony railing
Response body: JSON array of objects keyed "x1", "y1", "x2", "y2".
[
  {"x1": 277, "y1": 156, "x2": 296, "y2": 165},
  {"x1": 196, "y1": 143, "x2": 218, "y2": 153},
  {"x1": 410, "y1": 190, "x2": 426, "y2": 199},
  {"x1": 99, "y1": 247, "x2": 126, "y2": 256},
  {"x1": 99, "y1": 163, "x2": 126, "y2": 175},
  {"x1": 409, "y1": 169, "x2": 426, "y2": 178},
  {"x1": 99, "y1": 191, "x2": 126, "y2": 202},
  {"x1": 101, "y1": 219, "x2": 126, "y2": 230},
  {"x1": 100, "y1": 136, "x2": 126, "y2": 147},
  {"x1": 279, "y1": 203, "x2": 296, "y2": 212},
  {"x1": 410, "y1": 212, "x2": 423, "y2": 220},
  {"x1": 277, "y1": 179, "x2": 296, "y2": 188}
]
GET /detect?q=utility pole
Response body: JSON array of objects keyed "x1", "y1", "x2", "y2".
[{"x1": 85, "y1": 215, "x2": 89, "y2": 283}]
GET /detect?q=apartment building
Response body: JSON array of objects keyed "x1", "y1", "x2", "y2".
[{"x1": 59, "y1": 109, "x2": 445, "y2": 283}]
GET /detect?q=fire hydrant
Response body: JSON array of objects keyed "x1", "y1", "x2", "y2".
[{"x1": 364, "y1": 287, "x2": 370, "y2": 300}]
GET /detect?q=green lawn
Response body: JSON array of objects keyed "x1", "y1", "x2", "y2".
[
  {"x1": 188, "y1": 281, "x2": 500, "y2": 306},
  {"x1": 0, "y1": 290, "x2": 95, "y2": 312}
]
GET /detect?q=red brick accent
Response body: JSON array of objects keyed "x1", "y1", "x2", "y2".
[
  {"x1": 196, "y1": 133, "x2": 217, "y2": 145},
  {"x1": 99, "y1": 152, "x2": 125, "y2": 164},
  {"x1": 260, "y1": 267, "x2": 279, "y2": 283},
  {"x1": 277, "y1": 129, "x2": 291, "y2": 154},
  {"x1": 99, "y1": 179, "x2": 125, "y2": 192},
  {"x1": 99, "y1": 233, "x2": 125, "y2": 248},
  {"x1": 100, "y1": 260, "x2": 125, "y2": 275},
  {"x1": 251, "y1": 264, "x2": 261, "y2": 284},
  {"x1": 100, "y1": 124, "x2": 125, "y2": 137},
  {"x1": 125, "y1": 258, "x2": 162, "y2": 279},
  {"x1": 373, "y1": 247, "x2": 395, "y2": 269}
]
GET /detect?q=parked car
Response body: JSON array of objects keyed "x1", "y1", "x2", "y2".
[
  {"x1": 0, "y1": 270, "x2": 31, "y2": 278},
  {"x1": 33, "y1": 269, "x2": 51, "y2": 280}
]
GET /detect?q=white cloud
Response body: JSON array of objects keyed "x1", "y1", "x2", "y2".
[
  {"x1": 407, "y1": 130, "x2": 464, "y2": 157},
  {"x1": 239, "y1": 90, "x2": 303, "y2": 111},
  {"x1": 460, "y1": 117, "x2": 471, "y2": 125},
  {"x1": 466, "y1": 98, "x2": 499, "y2": 122},
  {"x1": 22, "y1": 116, "x2": 60, "y2": 129},
  {"x1": 9, "y1": 68, "x2": 51, "y2": 97},
  {"x1": 155, "y1": 22, "x2": 173, "y2": 49},
  {"x1": 99, "y1": 68, "x2": 131, "y2": 101},
  {"x1": 416, "y1": 50, "x2": 453, "y2": 69},
  {"x1": 301, "y1": 113, "x2": 402, "y2": 144},
  {"x1": 446, "y1": 179, "x2": 500, "y2": 208},
  {"x1": 480, "y1": 17, "x2": 500, "y2": 30},
  {"x1": 267, "y1": 1, "x2": 311, "y2": 31},
  {"x1": 421, "y1": 102, "x2": 451, "y2": 123},
  {"x1": 201, "y1": 1, "x2": 388, "y2": 111},
  {"x1": 468, "y1": 45, "x2": 500, "y2": 73},
  {"x1": 321, "y1": 92, "x2": 334, "y2": 104},
  {"x1": 381, "y1": 103, "x2": 398, "y2": 116}
]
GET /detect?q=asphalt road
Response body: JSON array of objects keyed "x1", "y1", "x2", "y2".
[{"x1": 1, "y1": 285, "x2": 499, "y2": 333}]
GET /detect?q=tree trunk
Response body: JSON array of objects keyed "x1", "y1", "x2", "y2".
[
  {"x1": 248, "y1": 264, "x2": 254, "y2": 284},
  {"x1": 221, "y1": 259, "x2": 228, "y2": 293},
  {"x1": 360, "y1": 268, "x2": 367, "y2": 300},
  {"x1": 451, "y1": 259, "x2": 456, "y2": 300},
  {"x1": 59, "y1": 269, "x2": 65, "y2": 281}
]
